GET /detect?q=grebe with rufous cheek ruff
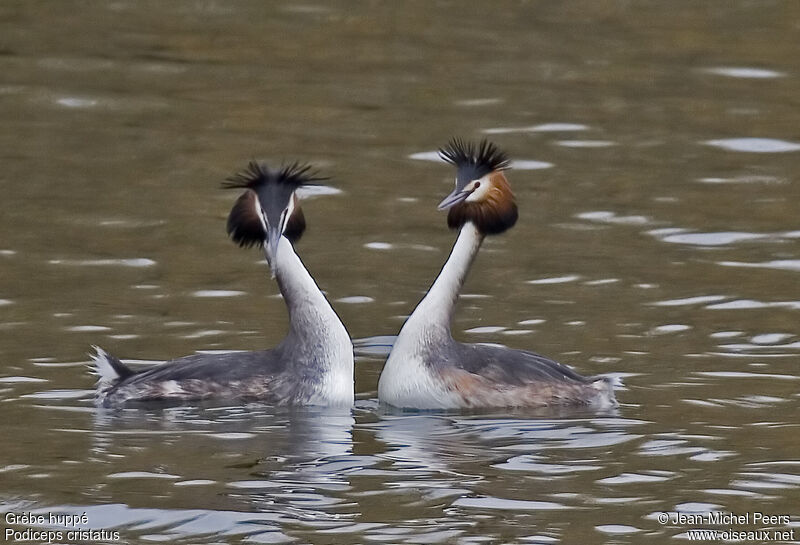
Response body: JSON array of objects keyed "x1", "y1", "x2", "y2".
[
  {"x1": 92, "y1": 162, "x2": 354, "y2": 408},
  {"x1": 378, "y1": 139, "x2": 617, "y2": 410}
]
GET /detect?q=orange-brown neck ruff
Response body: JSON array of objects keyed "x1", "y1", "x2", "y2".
[
  {"x1": 447, "y1": 172, "x2": 518, "y2": 235},
  {"x1": 283, "y1": 204, "x2": 306, "y2": 244},
  {"x1": 224, "y1": 161, "x2": 321, "y2": 248},
  {"x1": 227, "y1": 190, "x2": 306, "y2": 247}
]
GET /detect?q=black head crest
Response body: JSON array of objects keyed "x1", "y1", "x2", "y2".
[
  {"x1": 222, "y1": 160, "x2": 326, "y2": 191},
  {"x1": 438, "y1": 138, "x2": 511, "y2": 183}
]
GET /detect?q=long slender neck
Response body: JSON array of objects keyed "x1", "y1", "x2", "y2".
[
  {"x1": 268, "y1": 237, "x2": 349, "y2": 352},
  {"x1": 405, "y1": 222, "x2": 484, "y2": 335}
]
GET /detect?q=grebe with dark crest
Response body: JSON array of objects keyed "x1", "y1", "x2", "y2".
[
  {"x1": 92, "y1": 162, "x2": 354, "y2": 408},
  {"x1": 378, "y1": 139, "x2": 616, "y2": 409}
]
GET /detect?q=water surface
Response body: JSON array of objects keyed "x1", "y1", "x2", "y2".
[{"x1": 2, "y1": 1, "x2": 799, "y2": 543}]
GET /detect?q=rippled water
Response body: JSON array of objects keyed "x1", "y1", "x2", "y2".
[{"x1": 2, "y1": 1, "x2": 800, "y2": 543}]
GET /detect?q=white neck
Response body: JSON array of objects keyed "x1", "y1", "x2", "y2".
[
  {"x1": 268, "y1": 236, "x2": 354, "y2": 405},
  {"x1": 403, "y1": 222, "x2": 484, "y2": 336},
  {"x1": 378, "y1": 222, "x2": 484, "y2": 408}
]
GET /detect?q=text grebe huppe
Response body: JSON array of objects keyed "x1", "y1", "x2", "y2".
[
  {"x1": 378, "y1": 139, "x2": 616, "y2": 410},
  {"x1": 92, "y1": 162, "x2": 354, "y2": 408}
]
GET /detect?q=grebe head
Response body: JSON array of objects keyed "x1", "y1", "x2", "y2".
[
  {"x1": 437, "y1": 138, "x2": 518, "y2": 235},
  {"x1": 223, "y1": 161, "x2": 323, "y2": 267}
]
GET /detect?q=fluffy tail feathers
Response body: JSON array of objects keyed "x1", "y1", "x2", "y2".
[{"x1": 90, "y1": 346, "x2": 134, "y2": 387}]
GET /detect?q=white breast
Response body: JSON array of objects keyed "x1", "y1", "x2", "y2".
[
  {"x1": 307, "y1": 316, "x2": 355, "y2": 407},
  {"x1": 378, "y1": 342, "x2": 461, "y2": 409}
]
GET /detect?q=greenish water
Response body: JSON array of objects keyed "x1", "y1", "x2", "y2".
[{"x1": 1, "y1": 1, "x2": 799, "y2": 543}]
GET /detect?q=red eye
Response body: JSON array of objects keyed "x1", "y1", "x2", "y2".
[{"x1": 473, "y1": 181, "x2": 481, "y2": 189}]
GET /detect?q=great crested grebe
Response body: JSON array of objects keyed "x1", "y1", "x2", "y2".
[
  {"x1": 92, "y1": 162, "x2": 354, "y2": 408},
  {"x1": 378, "y1": 139, "x2": 616, "y2": 410}
]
